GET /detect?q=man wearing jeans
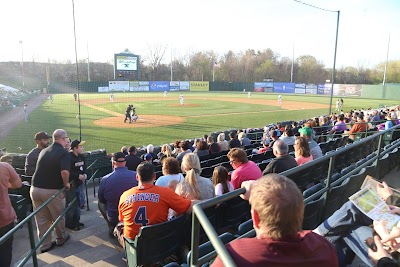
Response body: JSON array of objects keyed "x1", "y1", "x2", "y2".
[
  {"x1": 30, "y1": 129, "x2": 71, "y2": 253},
  {"x1": 0, "y1": 162, "x2": 22, "y2": 266}
]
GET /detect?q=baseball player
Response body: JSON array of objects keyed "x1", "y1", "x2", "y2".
[
  {"x1": 278, "y1": 95, "x2": 282, "y2": 105},
  {"x1": 130, "y1": 107, "x2": 138, "y2": 123},
  {"x1": 179, "y1": 94, "x2": 184, "y2": 105}
]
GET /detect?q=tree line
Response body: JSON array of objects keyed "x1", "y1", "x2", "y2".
[{"x1": 0, "y1": 47, "x2": 399, "y2": 90}]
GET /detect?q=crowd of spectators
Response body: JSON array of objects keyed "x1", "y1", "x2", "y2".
[
  {"x1": 4, "y1": 104, "x2": 400, "y2": 267},
  {"x1": 0, "y1": 87, "x2": 39, "y2": 113}
]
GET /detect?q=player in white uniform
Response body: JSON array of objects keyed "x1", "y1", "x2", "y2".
[
  {"x1": 248, "y1": 91, "x2": 251, "y2": 98},
  {"x1": 164, "y1": 91, "x2": 167, "y2": 97},
  {"x1": 278, "y1": 95, "x2": 282, "y2": 105},
  {"x1": 179, "y1": 95, "x2": 184, "y2": 105},
  {"x1": 110, "y1": 94, "x2": 114, "y2": 102},
  {"x1": 335, "y1": 99, "x2": 340, "y2": 111}
]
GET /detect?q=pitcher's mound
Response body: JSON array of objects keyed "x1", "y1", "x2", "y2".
[
  {"x1": 168, "y1": 104, "x2": 199, "y2": 107},
  {"x1": 93, "y1": 115, "x2": 185, "y2": 128}
]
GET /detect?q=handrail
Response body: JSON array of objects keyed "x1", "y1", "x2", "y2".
[
  {"x1": 0, "y1": 186, "x2": 70, "y2": 267},
  {"x1": 189, "y1": 124, "x2": 400, "y2": 267},
  {"x1": 0, "y1": 169, "x2": 101, "y2": 267}
]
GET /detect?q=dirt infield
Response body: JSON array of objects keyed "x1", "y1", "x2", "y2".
[
  {"x1": 83, "y1": 96, "x2": 330, "y2": 129},
  {"x1": 93, "y1": 114, "x2": 185, "y2": 128}
]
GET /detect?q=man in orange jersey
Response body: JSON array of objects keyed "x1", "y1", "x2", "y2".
[{"x1": 117, "y1": 162, "x2": 196, "y2": 247}]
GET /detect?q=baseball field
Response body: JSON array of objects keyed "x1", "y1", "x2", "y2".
[{"x1": 1, "y1": 91, "x2": 397, "y2": 154}]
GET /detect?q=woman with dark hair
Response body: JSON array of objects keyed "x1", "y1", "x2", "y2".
[
  {"x1": 212, "y1": 166, "x2": 233, "y2": 196},
  {"x1": 155, "y1": 157, "x2": 183, "y2": 188},
  {"x1": 193, "y1": 140, "x2": 209, "y2": 157},
  {"x1": 294, "y1": 137, "x2": 313, "y2": 166}
]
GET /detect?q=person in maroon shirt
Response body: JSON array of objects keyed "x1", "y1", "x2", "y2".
[{"x1": 212, "y1": 174, "x2": 338, "y2": 267}]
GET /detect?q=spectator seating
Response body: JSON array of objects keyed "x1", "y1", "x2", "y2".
[
  {"x1": 124, "y1": 214, "x2": 187, "y2": 267},
  {"x1": 236, "y1": 219, "x2": 254, "y2": 237},
  {"x1": 9, "y1": 194, "x2": 27, "y2": 221},
  {"x1": 342, "y1": 168, "x2": 367, "y2": 202},
  {"x1": 185, "y1": 232, "x2": 235, "y2": 265},
  {"x1": 303, "y1": 196, "x2": 325, "y2": 230}
]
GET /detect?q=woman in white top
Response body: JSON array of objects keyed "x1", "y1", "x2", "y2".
[
  {"x1": 212, "y1": 166, "x2": 234, "y2": 196},
  {"x1": 155, "y1": 157, "x2": 183, "y2": 189},
  {"x1": 217, "y1": 133, "x2": 229, "y2": 151}
]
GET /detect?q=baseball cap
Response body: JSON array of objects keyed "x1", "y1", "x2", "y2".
[
  {"x1": 112, "y1": 152, "x2": 126, "y2": 162},
  {"x1": 34, "y1": 131, "x2": 51, "y2": 140},
  {"x1": 144, "y1": 153, "x2": 153, "y2": 161},
  {"x1": 298, "y1": 126, "x2": 313, "y2": 137},
  {"x1": 70, "y1": 140, "x2": 85, "y2": 149}
]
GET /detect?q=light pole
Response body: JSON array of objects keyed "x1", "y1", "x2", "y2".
[
  {"x1": 328, "y1": 10, "x2": 340, "y2": 115},
  {"x1": 19, "y1": 40, "x2": 25, "y2": 88},
  {"x1": 87, "y1": 42, "x2": 91, "y2": 82}
]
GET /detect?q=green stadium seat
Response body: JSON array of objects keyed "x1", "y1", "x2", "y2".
[{"x1": 124, "y1": 214, "x2": 186, "y2": 267}]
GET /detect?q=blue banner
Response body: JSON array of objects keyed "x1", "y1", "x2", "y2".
[
  {"x1": 149, "y1": 81, "x2": 170, "y2": 91},
  {"x1": 273, "y1": 83, "x2": 295, "y2": 93}
]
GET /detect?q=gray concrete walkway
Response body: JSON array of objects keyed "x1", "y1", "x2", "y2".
[{"x1": 11, "y1": 186, "x2": 126, "y2": 267}]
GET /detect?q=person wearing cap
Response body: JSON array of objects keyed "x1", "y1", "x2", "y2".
[
  {"x1": 98, "y1": 152, "x2": 138, "y2": 237},
  {"x1": 25, "y1": 131, "x2": 51, "y2": 176},
  {"x1": 30, "y1": 129, "x2": 71, "y2": 253},
  {"x1": 144, "y1": 153, "x2": 153, "y2": 163},
  {"x1": 262, "y1": 140, "x2": 298, "y2": 175},
  {"x1": 65, "y1": 140, "x2": 87, "y2": 231},
  {"x1": 298, "y1": 126, "x2": 323, "y2": 160},
  {"x1": 346, "y1": 113, "x2": 368, "y2": 141}
]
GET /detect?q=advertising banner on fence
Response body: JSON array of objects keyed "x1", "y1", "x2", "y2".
[
  {"x1": 305, "y1": 84, "x2": 318, "y2": 94},
  {"x1": 254, "y1": 82, "x2": 274, "y2": 92},
  {"x1": 180, "y1": 81, "x2": 190, "y2": 91},
  {"x1": 190, "y1": 81, "x2": 209, "y2": 91},
  {"x1": 273, "y1": 83, "x2": 295, "y2": 93},
  {"x1": 170, "y1": 81, "x2": 180, "y2": 91},
  {"x1": 149, "y1": 81, "x2": 170, "y2": 91},
  {"x1": 109, "y1": 81, "x2": 129, "y2": 91},
  {"x1": 129, "y1": 81, "x2": 149, "y2": 91},
  {"x1": 98, "y1": 87, "x2": 109, "y2": 92},
  {"x1": 139, "y1": 81, "x2": 149, "y2": 86},
  {"x1": 295, "y1": 83, "x2": 306, "y2": 94},
  {"x1": 339, "y1": 84, "x2": 362, "y2": 97}
]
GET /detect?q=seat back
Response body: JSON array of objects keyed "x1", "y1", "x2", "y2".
[
  {"x1": 237, "y1": 219, "x2": 255, "y2": 237},
  {"x1": 124, "y1": 214, "x2": 186, "y2": 267},
  {"x1": 303, "y1": 196, "x2": 324, "y2": 230},
  {"x1": 186, "y1": 232, "x2": 235, "y2": 264},
  {"x1": 342, "y1": 168, "x2": 367, "y2": 203},
  {"x1": 220, "y1": 197, "x2": 251, "y2": 228}
]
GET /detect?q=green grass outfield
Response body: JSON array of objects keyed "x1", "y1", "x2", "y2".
[{"x1": 1, "y1": 91, "x2": 397, "y2": 154}]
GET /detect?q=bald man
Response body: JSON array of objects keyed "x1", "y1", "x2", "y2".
[{"x1": 30, "y1": 129, "x2": 72, "y2": 253}]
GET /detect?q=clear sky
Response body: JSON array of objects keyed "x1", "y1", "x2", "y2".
[{"x1": 1, "y1": 0, "x2": 399, "y2": 68}]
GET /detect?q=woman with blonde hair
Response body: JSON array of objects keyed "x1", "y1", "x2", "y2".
[
  {"x1": 217, "y1": 133, "x2": 229, "y2": 151},
  {"x1": 294, "y1": 137, "x2": 313, "y2": 166},
  {"x1": 212, "y1": 166, "x2": 234, "y2": 196},
  {"x1": 175, "y1": 153, "x2": 214, "y2": 200}
]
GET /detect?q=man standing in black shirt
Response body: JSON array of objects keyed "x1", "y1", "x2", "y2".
[
  {"x1": 30, "y1": 129, "x2": 71, "y2": 253},
  {"x1": 65, "y1": 140, "x2": 87, "y2": 231},
  {"x1": 124, "y1": 104, "x2": 132, "y2": 123},
  {"x1": 25, "y1": 131, "x2": 51, "y2": 176}
]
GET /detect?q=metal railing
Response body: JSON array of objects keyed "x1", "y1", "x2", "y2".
[
  {"x1": 0, "y1": 163, "x2": 100, "y2": 267},
  {"x1": 190, "y1": 124, "x2": 400, "y2": 267}
]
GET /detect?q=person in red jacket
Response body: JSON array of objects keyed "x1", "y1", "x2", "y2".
[{"x1": 212, "y1": 174, "x2": 338, "y2": 267}]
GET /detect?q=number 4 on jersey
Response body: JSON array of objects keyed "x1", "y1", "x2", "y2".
[{"x1": 134, "y1": 206, "x2": 149, "y2": 226}]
